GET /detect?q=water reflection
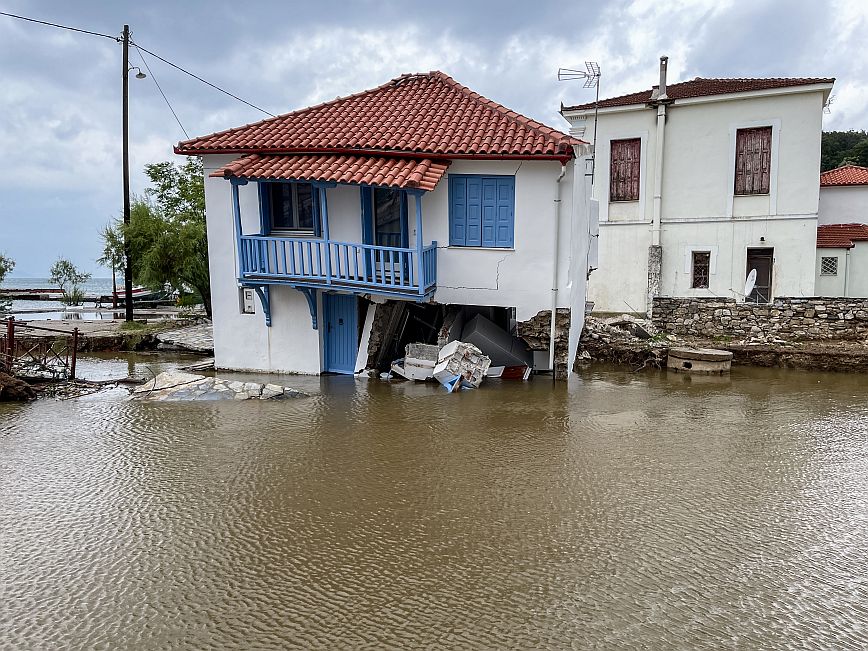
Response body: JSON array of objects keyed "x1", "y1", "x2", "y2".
[{"x1": 0, "y1": 367, "x2": 866, "y2": 649}]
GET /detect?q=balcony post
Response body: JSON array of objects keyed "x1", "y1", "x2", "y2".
[
  {"x1": 315, "y1": 182, "x2": 333, "y2": 285},
  {"x1": 230, "y1": 178, "x2": 247, "y2": 279},
  {"x1": 411, "y1": 190, "x2": 424, "y2": 294}
]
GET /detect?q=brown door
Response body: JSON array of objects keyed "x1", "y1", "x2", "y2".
[{"x1": 746, "y1": 248, "x2": 774, "y2": 303}]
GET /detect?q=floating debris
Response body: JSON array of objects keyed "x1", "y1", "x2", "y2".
[{"x1": 433, "y1": 341, "x2": 490, "y2": 392}]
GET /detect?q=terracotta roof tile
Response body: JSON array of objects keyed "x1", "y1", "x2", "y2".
[
  {"x1": 211, "y1": 154, "x2": 450, "y2": 192},
  {"x1": 817, "y1": 223, "x2": 868, "y2": 249},
  {"x1": 564, "y1": 76, "x2": 834, "y2": 111},
  {"x1": 820, "y1": 164, "x2": 868, "y2": 187},
  {"x1": 179, "y1": 71, "x2": 582, "y2": 159}
]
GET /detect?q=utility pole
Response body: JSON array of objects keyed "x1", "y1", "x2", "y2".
[{"x1": 122, "y1": 24, "x2": 134, "y2": 322}]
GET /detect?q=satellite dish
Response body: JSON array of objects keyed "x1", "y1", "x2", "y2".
[{"x1": 744, "y1": 269, "x2": 757, "y2": 297}]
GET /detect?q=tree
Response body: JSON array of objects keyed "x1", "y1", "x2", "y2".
[
  {"x1": 821, "y1": 130, "x2": 868, "y2": 171},
  {"x1": 96, "y1": 223, "x2": 124, "y2": 307},
  {"x1": 49, "y1": 257, "x2": 91, "y2": 306},
  {"x1": 0, "y1": 254, "x2": 14, "y2": 315},
  {"x1": 121, "y1": 158, "x2": 211, "y2": 316}
]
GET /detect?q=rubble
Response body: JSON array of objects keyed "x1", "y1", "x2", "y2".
[
  {"x1": 0, "y1": 371, "x2": 37, "y2": 402},
  {"x1": 131, "y1": 371, "x2": 307, "y2": 401},
  {"x1": 391, "y1": 343, "x2": 439, "y2": 381},
  {"x1": 432, "y1": 341, "x2": 491, "y2": 392},
  {"x1": 578, "y1": 314, "x2": 668, "y2": 370}
]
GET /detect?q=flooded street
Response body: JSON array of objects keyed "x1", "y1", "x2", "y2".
[{"x1": 1, "y1": 364, "x2": 867, "y2": 649}]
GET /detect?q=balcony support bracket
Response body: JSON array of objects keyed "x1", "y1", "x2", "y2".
[
  {"x1": 253, "y1": 285, "x2": 271, "y2": 327},
  {"x1": 296, "y1": 287, "x2": 318, "y2": 329}
]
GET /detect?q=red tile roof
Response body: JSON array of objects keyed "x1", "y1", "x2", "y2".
[
  {"x1": 211, "y1": 154, "x2": 450, "y2": 192},
  {"x1": 564, "y1": 76, "x2": 834, "y2": 111},
  {"x1": 817, "y1": 223, "x2": 868, "y2": 249},
  {"x1": 178, "y1": 71, "x2": 582, "y2": 160},
  {"x1": 820, "y1": 164, "x2": 868, "y2": 187}
]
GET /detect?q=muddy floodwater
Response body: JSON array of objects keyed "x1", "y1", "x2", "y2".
[{"x1": 2, "y1": 360, "x2": 867, "y2": 649}]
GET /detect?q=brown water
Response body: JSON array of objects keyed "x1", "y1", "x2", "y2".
[{"x1": 1, "y1": 363, "x2": 867, "y2": 649}]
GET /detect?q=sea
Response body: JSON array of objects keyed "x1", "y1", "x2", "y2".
[{"x1": 1, "y1": 277, "x2": 116, "y2": 319}]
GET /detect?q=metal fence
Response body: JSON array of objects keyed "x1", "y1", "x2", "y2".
[{"x1": 1, "y1": 317, "x2": 78, "y2": 380}]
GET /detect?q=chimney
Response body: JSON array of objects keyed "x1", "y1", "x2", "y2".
[{"x1": 658, "y1": 56, "x2": 669, "y2": 99}]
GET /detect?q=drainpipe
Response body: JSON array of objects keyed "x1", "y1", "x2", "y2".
[
  {"x1": 646, "y1": 55, "x2": 668, "y2": 318},
  {"x1": 844, "y1": 249, "x2": 851, "y2": 296},
  {"x1": 549, "y1": 163, "x2": 568, "y2": 374}
]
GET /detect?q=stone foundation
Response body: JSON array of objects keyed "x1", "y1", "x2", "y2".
[
  {"x1": 653, "y1": 297, "x2": 868, "y2": 341},
  {"x1": 516, "y1": 308, "x2": 571, "y2": 378}
]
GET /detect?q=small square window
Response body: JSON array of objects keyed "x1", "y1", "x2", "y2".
[
  {"x1": 820, "y1": 256, "x2": 838, "y2": 276},
  {"x1": 691, "y1": 251, "x2": 711, "y2": 288}
]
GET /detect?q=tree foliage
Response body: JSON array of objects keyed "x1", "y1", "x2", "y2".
[
  {"x1": 96, "y1": 223, "x2": 124, "y2": 276},
  {"x1": 821, "y1": 130, "x2": 868, "y2": 171},
  {"x1": 119, "y1": 158, "x2": 211, "y2": 316},
  {"x1": 0, "y1": 254, "x2": 13, "y2": 284},
  {"x1": 49, "y1": 257, "x2": 91, "y2": 306}
]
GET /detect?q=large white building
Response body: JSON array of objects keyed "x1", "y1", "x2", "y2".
[
  {"x1": 177, "y1": 72, "x2": 593, "y2": 376},
  {"x1": 561, "y1": 57, "x2": 834, "y2": 314},
  {"x1": 816, "y1": 164, "x2": 868, "y2": 296}
]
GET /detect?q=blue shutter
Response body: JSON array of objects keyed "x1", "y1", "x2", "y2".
[
  {"x1": 481, "y1": 178, "x2": 497, "y2": 247},
  {"x1": 449, "y1": 176, "x2": 467, "y2": 246},
  {"x1": 495, "y1": 176, "x2": 514, "y2": 247},
  {"x1": 312, "y1": 186, "x2": 322, "y2": 237},
  {"x1": 360, "y1": 186, "x2": 374, "y2": 245},
  {"x1": 465, "y1": 176, "x2": 482, "y2": 246},
  {"x1": 258, "y1": 182, "x2": 271, "y2": 234}
]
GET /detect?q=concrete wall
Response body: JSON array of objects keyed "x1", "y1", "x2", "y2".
[
  {"x1": 819, "y1": 185, "x2": 868, "y2": 225},
  {"x1": 202, "y1": 154, "x2": 589, "y2": 373},
  {"x1": 653, "y1": 296, "x2": 868, "y2": 341},
  {"x1": 565, "y1": 88, "x2": 827, "y2": 313}
]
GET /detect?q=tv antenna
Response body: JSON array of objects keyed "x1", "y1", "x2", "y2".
[{"x1": 558, "y1": 61, "x2": 601, "y2": 184}]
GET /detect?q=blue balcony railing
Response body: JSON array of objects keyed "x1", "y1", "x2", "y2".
[{"x1": 239, "y1": 235, "x2": 436, "y2": 298}]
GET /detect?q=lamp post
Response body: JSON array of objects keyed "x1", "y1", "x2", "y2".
[{"x1": 121, "y1": 24, "x2": 145, "y2": 322}]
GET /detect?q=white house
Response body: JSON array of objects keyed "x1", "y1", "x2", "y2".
[
  {"x1": 818, "y1": 164, "x2": 868, "y2": 225},
  {"x1": 560, "y1": 57, "x2": 834, "y2": 314},
  {"x1": 176, "y1": 72, "x2": 593, "y2": 376},
  {"x1": 815, "y1": 165, "x2": 868, "y2": 296}
]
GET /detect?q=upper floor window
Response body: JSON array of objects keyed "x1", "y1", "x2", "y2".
[
  {"x1": 734, "y1": 127, "x2": 772, "y2": 195},
  {"x1": 261, "y1": 182, "x2": 319, "y2": 232},
  {"x1": 449, "y1": 175, "x2": 514, "y2": 248},
  {"x1": 610, "y1": 138, "x2": 641, "y2": 202}
]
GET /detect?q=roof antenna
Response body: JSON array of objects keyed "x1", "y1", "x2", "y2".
[{"x1": 558, "y1": 61, "x2": 601, "y2": 185}]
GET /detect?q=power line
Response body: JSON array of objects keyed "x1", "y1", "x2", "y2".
[
  {"x1": 0, "y1": 11, "x2": 275, "y2": 119},
  {"x1": 133, "y1": 43, "x2": 189, "y2": 138},
  {"x1": 131, "y1": 41, "x2": 275, "y2": 117},
  {"x1": 0, "y1": 10, "x2": 119, "y2": 41}
]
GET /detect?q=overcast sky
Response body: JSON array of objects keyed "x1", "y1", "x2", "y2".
[{"x1": 1, "y1": 0, "x2": 865, "y2": 277}]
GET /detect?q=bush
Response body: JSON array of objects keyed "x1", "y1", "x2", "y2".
[{"x1": 49, "y1": 258, "x2": 91, "y2": 307}]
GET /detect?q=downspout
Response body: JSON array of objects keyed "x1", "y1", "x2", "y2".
[
  {"x1": 844, "y1": 249, "x2": 851, "y2": 296},
  {"x1": 549, "y1": 163, "x2": 568, "y2": 374}
]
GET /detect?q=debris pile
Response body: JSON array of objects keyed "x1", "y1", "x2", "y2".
[
  {"x1": 432, "y1": 341, "x2": 491, "y2": 392},
  {"x1": 0, "y1": 371, "x2": 37, "y2": 402},
  {"x1": 578, "y1": 315, "x2": 669, "y2": 369}
]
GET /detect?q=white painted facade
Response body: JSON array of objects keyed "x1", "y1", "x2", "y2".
[
  {"x1": 202, "y1": 153, "x2": 593, "y2": 374},
  {"x1": 818, "y1": 185, "x2": 868, "y2": 225},
  {"x1": 562, "y1": 79, "x2": 832, "y2": 313},
  {"x1": 815, "y1": 244, "x2": 868, "y2": 297}
]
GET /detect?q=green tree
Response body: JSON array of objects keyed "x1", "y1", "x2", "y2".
[
  {"x1": 0, "y1": 254, "x2": 14, "y2": 314},
  {"x1": 821, "y1": 130, "x2": 868, "y2": 171},
  {"x1": 49, "y1": 257, "x2": 91, "y2": 306},
  {"x1": 122, "y1": 158, "x2": 211, "y2": 316},
  {"x1": 96, "y1": 222, "x2": 124, "y2": 305}
]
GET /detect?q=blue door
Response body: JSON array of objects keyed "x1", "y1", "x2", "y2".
[{"x1": 323, "y1": 294, "x2": 358, "y2": 374}]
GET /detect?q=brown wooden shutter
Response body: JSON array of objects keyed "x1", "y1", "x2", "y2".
[
  {"x1": 610, "y1": 138, "x2": 641, "y2": 201},
  {"x1": 735, "y1": 127, "x2": 772, "y2": 195}
]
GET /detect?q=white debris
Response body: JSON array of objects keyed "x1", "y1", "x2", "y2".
[{"x1": 432, "y1": 341, "x2": 491, "y2": 391}]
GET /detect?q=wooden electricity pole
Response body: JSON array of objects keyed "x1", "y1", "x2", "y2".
[{"x1": 122, "y1": 24, "x2": 134, "y2": 322}]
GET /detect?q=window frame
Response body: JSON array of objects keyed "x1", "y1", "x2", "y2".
[
  {"x1": 260, "y1": 181, "x2": 320, "y2": 235},
  {"x1": 820, "y1": 256, "x2": 839, "y2": 276},
  {"x1": 448, "y1": 174, "x2": 515, "y2": 249},
  {"x1": 691, "y1": 250, "x2": 711, "y2": 289},
  {"x1": 734, "y1": 126, "x2": 772, "y2": 196},
  {"x1": 609, "y1": 138, "x2": 641, "y2": 202}
]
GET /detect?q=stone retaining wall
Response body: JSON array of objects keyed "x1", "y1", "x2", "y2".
[{"x1": 652, "y1": 297, "x2": 868, "y2": 341}]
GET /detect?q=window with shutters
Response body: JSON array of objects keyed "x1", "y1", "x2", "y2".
[
  {"x1": 260, "y1": 181, "x2": 321, "y2": 234},
  {"x1": 448, "y1": 175, "x2": 515, "y2": 248},
  {"x1": 734, "y1": 127, "x2": 772, "y2": 195},
  {"x1": 691, "y1": 251, "x2": 711, "y2": 289},
  {"x1": 820, "y1": 256, "x2": 838, "y2": 276},
  {"x1": 610, "y1": 138, "x2": 641, "y2": 202}
]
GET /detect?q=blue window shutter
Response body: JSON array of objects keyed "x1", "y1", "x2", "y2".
[
  {"x1": 465, "y1": 177, "x2": 482, "y2": 246},
  {"x1": 449, "y1": 176, "x2": 467, "y2": 246},
  {"x1": 400, "y1": 191, "x2": 409, "y2": 248},
  {"x1": 360, "y1": 186, "x2": 374, "y2": 245},
  {"x1": 312, "y1": 186, "x2": 322, "y2": 237},
  {"x1": 258, "y1": 182, "x2": 271, "y2": 234},
  {"x1": 495, "y1": 176, "x2": 514, "y2": 247},
  {"x1": 481, "y1": 178, "x2": 497, "y2": 247}
]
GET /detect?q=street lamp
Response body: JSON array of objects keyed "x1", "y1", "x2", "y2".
[{"x1": 121, "y1": 25, "x2": 145, "y2": 321}]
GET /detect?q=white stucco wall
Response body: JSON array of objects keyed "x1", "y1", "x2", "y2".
[
  {"x1": 815, "y1": 248, "x2": 847, "y2": 296},
  {"x1": 816, "y1": 243, "x2": 868, "y2": 297},
  {"x1": 818, "y1": 185, "x2": 868, "y2": 225},
  {"x1": 565, "y1": 87, "x2": 827, "y2": 312},
  {"x1": 202, "y1": 154, "x2": 588, "y2": 373}
]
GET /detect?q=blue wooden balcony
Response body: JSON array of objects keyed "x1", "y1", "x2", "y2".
[{"x1": 239, "y1": 235, "x2": 437, "y2": 299}]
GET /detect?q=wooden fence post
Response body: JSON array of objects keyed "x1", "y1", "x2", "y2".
[
  {"x1": 70, "y1": 327, "x2": 79, "y2": 381},
  {"x1": 4, "y1": 317, "x2": 14, "y2": 374}
]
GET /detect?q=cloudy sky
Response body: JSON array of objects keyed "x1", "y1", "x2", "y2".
[{"x1": 1, "y1": 0, "x2": 866, "y2": 277}]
